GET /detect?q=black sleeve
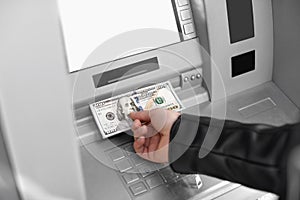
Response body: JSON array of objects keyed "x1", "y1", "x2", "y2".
[{"x1": 169, "y1": 114, "x2": 300, "y2": 198}]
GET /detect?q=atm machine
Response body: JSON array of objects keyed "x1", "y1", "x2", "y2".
[{"x1": 0, "y1": 0, "x2": 300, "y2": 200}]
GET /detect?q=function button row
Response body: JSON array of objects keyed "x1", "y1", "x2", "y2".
[{"x1": 183, "y1": 73, "x2": 202, "y2": 82}]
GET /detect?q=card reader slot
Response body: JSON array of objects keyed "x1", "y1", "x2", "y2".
[
  {"x1": 107, "y1": 70, "x2": 148, "y2": 84},
  {"x1": 93, "y1": 57, "x2": 160, "y2": 88}
]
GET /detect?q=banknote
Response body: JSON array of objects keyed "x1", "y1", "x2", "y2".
[
  {"x1": 130, "y1": 82, "x2": 182, "y2": 111},
  {"x1": 90, "y1": 81, "x2": 184, "y2": 138}
]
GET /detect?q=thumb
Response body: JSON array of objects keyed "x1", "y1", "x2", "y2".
[{"x1": 130, "y1": 111, "x2": 151, "y2": 122}]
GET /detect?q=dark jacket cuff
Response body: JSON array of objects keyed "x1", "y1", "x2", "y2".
[{"x1": 169, "y1": 114, "x2": 206, "y2": 173}]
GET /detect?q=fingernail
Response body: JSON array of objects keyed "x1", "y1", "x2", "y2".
[{"x1": 138, "y1": 136, "x2": 145, "y2": 141}]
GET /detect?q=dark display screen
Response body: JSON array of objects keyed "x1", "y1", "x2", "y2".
[
  {"x1": 226, "y1": 0, "x2": 255, "y2": 43},
  {"x1": 232, "y1": 50, "x2": 255, "y2": 77}
]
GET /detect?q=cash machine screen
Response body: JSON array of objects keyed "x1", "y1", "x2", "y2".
[
  {"x1": 58, "y1": 0, "x2": 181, "y2": 73},
  {"x1": 226, "y1": 0, "x2": 255, "y2": 43}
]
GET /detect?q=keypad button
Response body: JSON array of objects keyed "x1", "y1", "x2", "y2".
[
  {"x1": 178, "y1": 0, "x2": 188, "y2": 7},
  {"x1": 115, "y1": 159, "x2": 132, "y2": 173},
  {"x1": 109, "y1": 149, "x2": 125, "y2": 161},
  {"x1": 123, "y1": 145, "x2": 134, "y2": 156},
  {"x1": 138, "y1": 164, "x2": 155, "y2": 177},
  {"x1": 183, "y1": 23, "x2": 194, "y2": 35},
  {"x1": 180, "y1": 9, "x2": 191, "y2": 21},
  {"x1": 145, "y1": 174, "x2": 164, "y2": 189},
  {"x1": 130, "y1": 182, "x2": 147, "y2": 196},
  {"x1": 130, "y1": 154, "x2": 145, "y2": 166},
  {"x1": 182, "y1": 174, "x2": 203, "y2": 189},
  {"x1": 160, "y1": 168, "x2": 180, "y2": 183},
  {"x1": 123, "y1": 173, "x2": 139, "y2": 184}
]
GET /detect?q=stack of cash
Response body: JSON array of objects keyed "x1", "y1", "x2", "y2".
[{"x1": 90, "y1": 81, "x2": 184, "y2": 138}]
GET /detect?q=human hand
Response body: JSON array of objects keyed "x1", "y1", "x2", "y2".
[{"x1": 130, "y1": 109, "x2": 180, "y2": 163}]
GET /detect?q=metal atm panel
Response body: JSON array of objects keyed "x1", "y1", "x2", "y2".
[
  {"x1": 0, "y1": 0, "x2": 299, "y2": 200},
  {"x1": 70, "y1": 0, "x2": 300, "y2": 199}
]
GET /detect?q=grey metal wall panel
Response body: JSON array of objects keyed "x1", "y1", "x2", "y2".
[
  {"x1": 0, "y1": 121, "x2": 20, "y2": 200},
  {"x1": 192, "y1": 0, "x2": 274, "y2": 101},
  {"x1": 0, "y1": 1, "x2": 86, "y2": 199},
  {"x1": 272, "y1": 0, "x2": 300, "y2": 109}
]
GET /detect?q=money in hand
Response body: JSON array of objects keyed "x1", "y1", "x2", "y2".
[{"x1": 90, "y1": 81, "x2": 184, "y2": 138}]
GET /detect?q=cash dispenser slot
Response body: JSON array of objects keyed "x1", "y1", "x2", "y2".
[
  {"x1": 75, "y1": 70, "x2": 208, "y2": 146},
  {"x1": 93, "y1": 57, "x2": 160, "y2": 88}
]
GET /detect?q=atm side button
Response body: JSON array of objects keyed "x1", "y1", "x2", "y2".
[
  {"x1": 180, "y1": 9, "x2": 192, "y2": 21},
  {"x1": 129, "y1": 182, "x2": 147, "y2": 196},
  {"x1": 183, "y1": 23, "x2": 194, "y2": 35},
  {"x1": 178, "y1": 0, "x2": 188, "y2": 7}
]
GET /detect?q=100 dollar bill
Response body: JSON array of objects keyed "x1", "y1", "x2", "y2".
[{"x1": 90, "y1": 81, "x2": 184, "y2": 138}]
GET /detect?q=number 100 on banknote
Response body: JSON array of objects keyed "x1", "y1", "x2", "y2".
[{"x1": 90, "y1": 81, "x2": 184, "y2": 138}]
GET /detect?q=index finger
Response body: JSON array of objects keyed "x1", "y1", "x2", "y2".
[
  {"x1": 133, "y1": 137, "x2": 145, "y2": 154},
  {"x1": 132, "y1": 119, "x2": 142, "y2": 131}
]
